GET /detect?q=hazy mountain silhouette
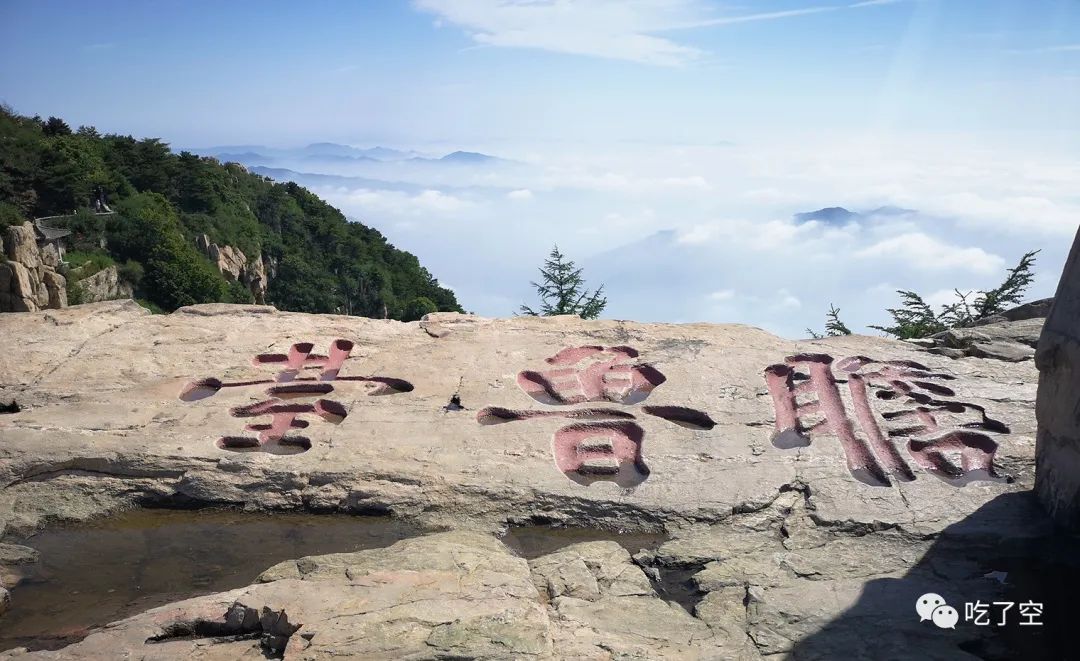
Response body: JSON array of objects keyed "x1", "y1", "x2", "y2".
[
  {"x1": 794, "y1": 205, "x2": 916, "y2": 225},
  {"x1": 187, "y1": 143, "x2": 500, "y2": 166}
]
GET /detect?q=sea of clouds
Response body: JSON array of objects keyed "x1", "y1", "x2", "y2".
[{"x1": 207, "y1": 132, "x2": 1079, "y2": 338}]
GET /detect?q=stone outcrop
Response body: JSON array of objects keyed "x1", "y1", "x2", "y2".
[
  {"x1": 0, "y1": 302, "x2": 1069, "y2": 658},
  {"x1": 41, "y1": 271, "x2": 66, "y2": 309},
  {"x1": 971, "y1": 297, "x2": 1054, "y2": 326},
  {"x1": 1035, "y1": 230, "x2": 1080, "y2": 530},
  {"x1": 905, "y1": 300, "x2": 1048, "y2": 362},
  {"x1": 38, "y1": 242, "x2": 62, "y2": 271},
  {"x1": 194, "y1": 234, "x2": 268, "y2": 304},
  {"x1": 4, "y1": 224, "x2": 39, "y2": 270},
  {"x1": 530, "y1": 540, "x2": 760, "y2": 658},
  {"x1": 242, "y1": 255, "x2": 268, "y2": 304},
  {"x1": 75, "y1": 266, "x2": 133, "y2": 304},
  {"x1": 0, "y1": 222, "x2": 66, "y2": 313}
]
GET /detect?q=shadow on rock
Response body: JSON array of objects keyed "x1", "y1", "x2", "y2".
[{"x1": 788, "y1": 491, "x2": 1080, "y2": 660}]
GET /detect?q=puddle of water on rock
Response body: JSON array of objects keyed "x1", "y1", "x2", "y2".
[
  {"x1": 0, "y1": 508, "x2": 424, "y2": 652},
  {"x1": 501, "y1": 525, "x2": 703, "y2": 614}
]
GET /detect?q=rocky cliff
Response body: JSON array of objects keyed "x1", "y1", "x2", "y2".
[
  {"x1": 0, "y1": 301, "x2": 1072, "y2": 658},
  {"x1": 74, "y1": 265, "x2": 134, "y2": 304},
  {"x1": 0, "y1": 223, "x2": 66, "y2": 313},
  {"x1": 194, "y1": 234, "x2": 268, "y2": 304}
]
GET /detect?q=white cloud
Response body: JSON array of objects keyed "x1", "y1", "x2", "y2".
[
  {"x1": 283, "y1": 130, "x2": 1074, "y2": 339},
  {"x1": 414, "y1": 0, "x2": 902, "y2": 66},
  {"x1": 417, "y1": 189, "x2": 471, "y2": 212},
  {"x1": 507, "y1": 188, "x2": 534, "y2": 200},
  {"x1": 855, "y1": 233, "x2": 1005, "y2": 273},
  {"x1": 923, "y1": 192, "x2": 1080, "y2": 236},
  {"x1": 675, "y1": 218, "x2": 809, "y2": 250},
  {"x1": 320, "y1": 186, "x2": 473, "y2": 216},
  {"x1": 663, "y1": 6, "x2": 838, "y2": 30},
  {"x1": 660, "y1": 175, "x2": 711, "y2": 190},
  {"x1": 923, "y1": 288, "x2": 966, "y2": 309},
  {"x1": 537, "y1": 167, "x2": 714, "y2": 193},
  {"x1": 675, "y1": 224, "x2": 717, "y2": 245},
  {"x1": 848, "y1": 0, "x2": 904, "y2": 7},
  {"x1": 742, "y1": 187, "x2": 790, "y2": 202},
  {"x1": 415, "y1": 0, "x2": 705, "y2": 66},
  {"x1": 1008, "y1": 43, "x2": 1080, "y2": 54},
  {"x1": 774, "y1": 288, "x2": 802, "y2": 310}
]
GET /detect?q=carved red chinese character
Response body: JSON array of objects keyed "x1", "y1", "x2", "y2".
[
  {"x1": 517, "y1": 345, "x2": 666, "y2": 405},
  {"x1": 553, "y1": 422, "x2": 649, "y2": 487},
  {"x1": 477, "y1": 345, "x2": 714, "y2": 487},
  {"x1": 764, "y1": 354, "x2": 1009, "y2": 487},
  {"x1": 179, "y1": 339, "x2": 412, "y2": 454}
]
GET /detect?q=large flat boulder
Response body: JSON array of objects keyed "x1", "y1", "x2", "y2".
[
  {"x1": 0, "y1": 302, "x2": 1039, "y2": 538},
  {"x1": 0, "y1": 301, "x2": 1058, "y2": 658}
]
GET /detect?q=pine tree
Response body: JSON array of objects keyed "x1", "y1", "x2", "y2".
[
  {"x1": 825, "y1": 304, "x2": 852, "y2": 336},
  {"x1": 869, "y1": 291, "x2": 948, "y2": 339},
  {"x1": 42, "y1": 116, "x2": 72, "y2": 137},
  {"x1": 871, "y1": 250, "x2": 1040, "y2": 339},
  {"x1": 971, "y1": 250, "x2": 1039, "y2": 320},
  {"x1": 520, "y1": 245, "x2": 607, "y2": 319},
  {"x1": 807, "y1": 303, "x2": 852, "y2": 338}
]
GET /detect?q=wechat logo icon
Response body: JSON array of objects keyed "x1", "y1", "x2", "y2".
[{"x1": 916, "y1": 593, "x2": 958, "y2": 629}]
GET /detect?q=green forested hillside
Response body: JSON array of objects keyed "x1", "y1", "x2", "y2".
[{"x1": 0, "y1": 107, "x2": 462, "y2": 319}]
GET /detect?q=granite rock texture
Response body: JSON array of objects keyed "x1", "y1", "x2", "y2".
[
  {"x1": 1036, "y1": 229, "x2": 1080, "y2": 530},
  {"x1": 0, "y1": 301, "x2": 1063, "y2": 659}
]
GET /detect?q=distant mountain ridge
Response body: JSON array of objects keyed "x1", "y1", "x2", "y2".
[
  {"x1": 793, "y1": 205, "x2": 916, "y2": 225},
  {"x1": 186, "y1": 142, "x2": 505, "y2": 166},
  {"x1": 249, "y1": 166, "x2": 508, "y2": 196},
  {"x1": 431, "y1": 151, "x2": 500, "y2": 164}
]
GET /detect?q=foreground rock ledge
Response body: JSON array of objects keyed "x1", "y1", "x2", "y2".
[
  {"x1": 0, "y1": 301, "x2": 1039, "y2": 535},
  {"x1": 0, "y1": 301, "x2": 1057, "y2": 658}
]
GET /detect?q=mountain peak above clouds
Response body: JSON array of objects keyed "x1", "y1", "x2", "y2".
[
  {"x1": 793, "y1": 205, "x2": 917, "y2": 225},
  {"x1": 793, "y1": 207, "x2": 859, "y2": 225},
  {"x1": 439, "y1": 150, "x2": 498, "y2": 164}
]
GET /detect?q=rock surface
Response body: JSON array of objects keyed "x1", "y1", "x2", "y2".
[
  {"x1": 1, "y1": 531, "x2": 552, "y2": 660},
  {"x1": 4, "y1": 224, "x2": 40, "y2": 271},
  {"x1": 40, "y1": 271, "x2": 66, "y2": 309},
  {"x1": 529, "y1": 540, "x2": 760, "y2": 659},
  {"x1": 1036, "y1": 230, "x2": 1080, "y2": 530},
  {"x1": 903, "y1": 302, "x2": 1047, "y2": 363},
  {"x1": 0, "y1": 222, "x2": 66, "y2": 313},
  {"x1": 195, "y1": 234, "x2": 268, "y2": 304},
  {"x1": 971, "y1": 297, "x2": 1053, "y2": 326},
  {"x1": 0, "y1": 301, "x2": 1068, "y2": 658},
  {"x1": 74, "y1": 265, "x2": 132, "y2": 304},
  {"x1": 0, "y1": 302, "x2": 1041, "y2": 533}
]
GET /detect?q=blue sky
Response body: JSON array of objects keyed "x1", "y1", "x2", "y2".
[
  {"x1": 2, "y1": 1, "x2": 1079, "y2": 335},
  {"x1": 3, "y1": 0, "x2": 1077, "y2": 146}
]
